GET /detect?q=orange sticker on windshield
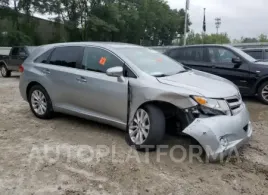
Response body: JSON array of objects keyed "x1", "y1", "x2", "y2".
[
  {"x1": 156, "y1": 58, "x2": 162, "y2": 62},
  {"x1": 99, "y1": 57, "x2": 107, "y2": 66}
]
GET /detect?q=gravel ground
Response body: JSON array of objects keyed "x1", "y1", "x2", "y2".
[{"x1": 0, "y1": 74, "x2": 267, "y2": 195}]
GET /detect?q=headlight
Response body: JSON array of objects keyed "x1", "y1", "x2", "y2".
[{"x1": 192, "y1": 96, "x2": 231, "y2": 116}]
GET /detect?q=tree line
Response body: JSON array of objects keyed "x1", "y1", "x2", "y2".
[
  {"x1": 0, "y1": 0, "x2": 267, "y2": 47},
  {"x1": 0, "y1": 0, "x2": 190, "y2": 46}
]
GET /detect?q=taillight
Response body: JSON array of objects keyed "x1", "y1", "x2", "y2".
[{"x1": 19, "y1": 65, "x2": 24, "y2": 72}]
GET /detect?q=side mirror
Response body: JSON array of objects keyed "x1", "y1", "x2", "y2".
[
  {"x1": 106, "y1": 66, "x2": 123, "y2": 77},
  {"x1": 232, "y1": 57, "x2": 242, "y2": 64},
  {"x1": 232, "y1": 57, "x2": 242, "y2": 68}
]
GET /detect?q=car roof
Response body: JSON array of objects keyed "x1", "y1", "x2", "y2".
[
  {"x1": 166, "y1": 44, "x2": 234, "y2": 50},
  {"x1": 242, "y1": 47, "x2": 268, "y2": 51},
  {"x1": 40, "y1": 42, "x2": 143, "y2": 50}
]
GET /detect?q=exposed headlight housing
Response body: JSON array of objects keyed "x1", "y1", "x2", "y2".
[{"x1": 192, "y1": 96, "x2": 231, "y2": 116}]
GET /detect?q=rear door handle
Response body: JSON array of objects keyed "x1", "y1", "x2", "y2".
[
  {"x1": 42, "y1": 68, "x2": 50, "y2": 74},
  {"x1": 76, "y1": 76, "x2": 87, "y2": 83}
]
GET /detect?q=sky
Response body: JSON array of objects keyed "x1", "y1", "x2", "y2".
[{"x1": 167, "y1": 0, "x2": 267, "y2": 40}]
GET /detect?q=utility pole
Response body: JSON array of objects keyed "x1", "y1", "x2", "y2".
[
  {"x1": 183, "y1": 0, "x2": 189, "y2": 46},
  {"x1": 215, "y1": 17, "x2": 221, "y2": 34}
]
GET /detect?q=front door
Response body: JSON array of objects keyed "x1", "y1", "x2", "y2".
[
  {"x1": 75, "y1": 46, "x2": 129, "y2": 124},
  {"x1": 206, "y1": 46, "x2": 251, "y2": 94}
]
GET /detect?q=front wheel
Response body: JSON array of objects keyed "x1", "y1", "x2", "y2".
[
  {"x1": 126, "y1": 105, "x2": 165, "y2": 151},
  {"x1": 1, "y1": 65, "x2": 11, "y2": 77},
  {"x1": 258, "y1": 81, "x2": 268, "y2": 105}
]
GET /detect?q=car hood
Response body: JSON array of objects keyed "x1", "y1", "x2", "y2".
[{"x1": 157, "y1": 70, "x2": 239, "y2": 98}]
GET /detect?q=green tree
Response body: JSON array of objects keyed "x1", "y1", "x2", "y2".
[
  {"x1": 258, "y1": 34, "x2": 268, "y2": 42},
  {"x1": 186, "y1": 31, "x2": 230, "y2": 45}
]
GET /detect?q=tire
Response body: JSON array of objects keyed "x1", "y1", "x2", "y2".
[
  {"x1": 126, "y1": 104, "x2": 165, "y2": 151},
  {"x1": 1, "y1": 65, "x2": 11, "y2": 77},
  {"x1": 28, "y1": 85, "x2": 54, "y2": 119},
  {"x1": 257, "y1": 81, "x2": 268, "y2": 105}
]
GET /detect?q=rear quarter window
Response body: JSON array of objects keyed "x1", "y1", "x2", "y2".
[{"x1": 34, "y1": 49, "x2": 54, "y2": 64}]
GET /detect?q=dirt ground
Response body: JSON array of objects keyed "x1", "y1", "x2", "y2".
[{"x1": 0, "y1": 74, "x2": 267, "y2": 195}]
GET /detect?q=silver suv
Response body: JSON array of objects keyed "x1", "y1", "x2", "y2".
[{"x1": 19, "y1": 42, "x2": 252, "y2": 160}]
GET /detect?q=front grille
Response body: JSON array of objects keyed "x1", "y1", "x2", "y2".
[{"x1": 226, "y1": 95, "x2": 243, "y2": 115}]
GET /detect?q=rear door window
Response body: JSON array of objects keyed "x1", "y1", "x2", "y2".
[
  {"x1": 188, "y1": 47, "x2": 204, "y2": 61},
  {"x1": 244, "y1": 50, "x2": 262, "y2": 60},
  {"x1": 82, "y1": 47, "x2": 124, "y2": 73},
  {"x1": 11, "y1": 48, "x2": 19, "y2": 56},
  {"x1": 167, "y1": 49, "x2": 181, "y2": 60},
  {"x1": 49, "y1": 46, "x2": 84, "y2": 68}
]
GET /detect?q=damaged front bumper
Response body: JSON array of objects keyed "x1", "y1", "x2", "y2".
[{"x1": 183, "y1": 103, "x2": 252, "y2": 161}]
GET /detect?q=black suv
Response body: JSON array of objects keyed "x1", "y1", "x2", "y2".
[{"x1": 165, "y1": 44, "x2": 268, "y2": 104}]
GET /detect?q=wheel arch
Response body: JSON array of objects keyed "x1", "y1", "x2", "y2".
[
  {"x1": 133, "y1": 100, "x2": 193, "y2": 133},
  {"x1": 255, "y1": 76, "x2": 268, "y2": 94},
  {"x1": 26, "y1": 81, "x2": 44, "y2": 101},
  {"x1": 0, "y1": 60, "x2": 7, "y2": 67}
]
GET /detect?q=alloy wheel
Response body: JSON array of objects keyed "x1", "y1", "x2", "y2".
[
  {"x1": 129, "y1": 109, "x2": 150, "y2": 145},
  {"x1": 262, "y1": 85, "x2": 268, "y2": 101},
  {"x1": 31, "y1": 90, "x2": 47, "y2": 115}
]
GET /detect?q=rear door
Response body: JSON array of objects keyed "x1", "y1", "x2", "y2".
[
  {"x1": 35, "y1": 46, "x2": 85, "y2": 110},
  {"x1": 206, "y1": 46, "x2": 251, "y2": 93},
  {"x1": 167, "y1": 47, "x2": 214, "y2": 74},
  {"x1": 74, "y1": 46, "x2": 129, "y2": 124}
]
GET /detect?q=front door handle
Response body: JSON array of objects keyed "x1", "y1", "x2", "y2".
[{"x1": 76, "y1": 76, "x2": 87, "y2": 83}]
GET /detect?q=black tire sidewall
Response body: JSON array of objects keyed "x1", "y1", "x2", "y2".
[
  {"x1": 258, "y1": 81, "x2": 268, "y2": 105},
  {"x1": 29, "y1": 85, "x2": 54, "y2": 119},
  {"x1": 126, "y1": 104, "x2": 165, "y2": 151}
]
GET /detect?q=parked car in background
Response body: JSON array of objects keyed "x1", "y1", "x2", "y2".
[
  {"x1": 242, "y1": 48, "x2": 268, "y2": 62},
  {"x1": 165, "y1": 44, "x2": 268, "y2": 104},
  {"x1": 19, "y1": 42, "x2": 252, "y2": 160},
  {"x1": 0, "y1": 46, "x2": 37, "y2": 77}
]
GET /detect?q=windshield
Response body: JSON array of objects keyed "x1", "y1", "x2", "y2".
[
  {"x1": 231, "y1": 46, "x2": 257, "y2": 62},
  {"x1": 117, "y1": 47, "x2": 185, "y2": 76}
]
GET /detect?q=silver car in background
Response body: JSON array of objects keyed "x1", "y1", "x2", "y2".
[{"x1": 19, "y1": 42, "x2": 252, "y2": 160}]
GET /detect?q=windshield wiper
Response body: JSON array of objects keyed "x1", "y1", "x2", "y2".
[
  {"x1": 169, "y1": 69, "x2": 189, "y2": 76},
  {"x1": 153, "y1": 73, "x2": 170, "y2": 77}
]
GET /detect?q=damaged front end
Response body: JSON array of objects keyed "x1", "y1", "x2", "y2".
[
  {"x1": 182, "y1": 96, "x2": 252, "y2": 161},
  {"x1": 128, "y1": 80, "x2": 252, "y2": 161}
]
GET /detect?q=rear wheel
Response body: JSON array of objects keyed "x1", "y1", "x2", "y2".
[
  {"x1": 258, "y1": 81, "x2": 268, "y2": 105},
  {"x1": 1, "y1": 65, "x2": 11, "y2": 77},
  {"x1": 126, "y1": 105, "x2": 165, "y2": 151},
  {"x1": 29, "y1": 85, "x2": 54, "y2": 119}
]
